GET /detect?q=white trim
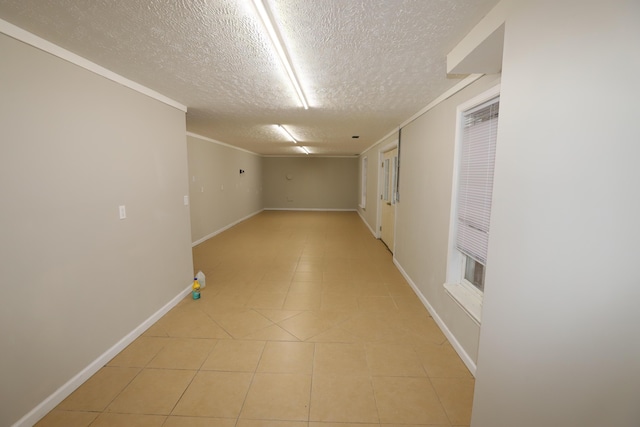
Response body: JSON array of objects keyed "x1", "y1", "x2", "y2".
[
  {"x1": 262, "y1": 155, "x2": 358, "y2": 158},
  {"x1": 192, "y1": 209, "x2": 263, "y2": 247},
  {"x1": 360, "y1": 74, "x2": 485, "y2": 156},
  {"x1": 377, "y1": 141, "x2": 399, "y2": 241},
  {"x1": 393, "y1": 258, "x2": 477, "y2": 376},
  {"x1": 444, "y1": 282, "x2": 482, "y2": 325},
  {"x1": 0, "y1": 19, "x2": 187, "y2": 113},
  {"x1": 357, "y1": 209, "x2": 378, "y2": 238},
  {"x1": 400, "y1": 74, "x2": 485, "y2": 129},
  {"x1": 444, "y1": 83, "x2": 501, "y2": 323},
  {"x1": 11, "y1": 283, "x2": 193, "y2": 427},
  {"x1": 456, "y1": 83, "x2": 501, "y2": 117},
  {"x1": 360, "y1": 156, "x2": 368, "y2": 209},
  {"x1": 263, "y1": 208, "x2": 357, "y2": 212},
  {"x1": 361, "y1": 127, "x2": 401, "y2": 156},
  {"x1": 186, "y1": 132, "x2": 261, "y2": 156}
]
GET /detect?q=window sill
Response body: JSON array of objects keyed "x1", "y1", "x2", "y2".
[{"x1": 444, "y1": 282, "x2": 482, "y2": 325}]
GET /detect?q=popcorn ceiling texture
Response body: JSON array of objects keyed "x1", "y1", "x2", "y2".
[{"x1": 0, "y1": 0, "x2": 498, "y2": 155}]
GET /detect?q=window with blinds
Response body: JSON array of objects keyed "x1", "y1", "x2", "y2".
[{"x1": 456, "y1": 97, "x2": 499, "y2": 283}]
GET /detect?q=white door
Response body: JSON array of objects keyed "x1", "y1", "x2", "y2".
[{"x1": 380, "y1": 147, "x2": 398, "y2": 252}]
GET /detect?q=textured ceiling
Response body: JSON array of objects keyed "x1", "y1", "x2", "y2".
[{"x1": 0, "y1": 0, "x2": 498, "y2": 156}]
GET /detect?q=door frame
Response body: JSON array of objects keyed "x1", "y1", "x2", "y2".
[{"x1": 377, "y1": 140, "x2": 398, "y2": 243}]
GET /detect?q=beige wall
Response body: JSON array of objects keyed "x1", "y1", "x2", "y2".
[
  {"x1": 472, "y1": 1, "x2": 640, "y2": 426},
  {"x1": 389, "y1": 74, "x2": 501, "y2": 365},
  {"x1": 263, "y1": 157, "x2": 358, "y2": 210},
  {"x1": 0, "y1": 34, "x2": 193, "y2": 426},
  {"x1": 187, "y1": 135, "x2": 263, "y2": 244}
]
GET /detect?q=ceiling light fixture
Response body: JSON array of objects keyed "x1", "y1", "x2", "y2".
[
  {"x1": 277, "y1": 124, "x2": 298, "y2": 143},
  {"x1": 300, "y1": 146, "x2": 310, "y2": 155},
  {"x1": 252, "y1": 0, "x2": 309, "y2": 110}
]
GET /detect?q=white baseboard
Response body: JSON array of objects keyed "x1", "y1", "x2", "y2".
[
  {"x1": 392, "y1": 258, "x2": 477, "y2": 376},
  {"x1": 263, "y1": 208, "x2": 357, "y2": 212},
  {"x1": 357, "y1": 209, "x2": 378, "y2": 238},
  {"x1": 191, "y1": 209, "x2": 263, "y2": 247},
  {"x1": 12, "y1": 283, "x2": 192, "y2": 427}
]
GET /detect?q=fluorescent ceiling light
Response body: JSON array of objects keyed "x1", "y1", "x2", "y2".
[
  {"x1": 300, "y1": 146, "x2": 310, "y2": 155},
  {"x1": 253, "y1": 0, "x2": 309, "y2": 109},
  {"x1": 277, "y1": 124, "x2": 297, "y2": 143}
]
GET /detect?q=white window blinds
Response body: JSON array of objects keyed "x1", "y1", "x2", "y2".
[{"x1": 456, "y1": 97, "x2": 499, "y2": 265}]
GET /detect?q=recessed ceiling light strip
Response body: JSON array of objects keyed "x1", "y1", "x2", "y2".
[
  {"x1": 277, "y1": 124, "x2": 297, "y2": 143},
  {"x1": 252, "y1": 0, "x2": 309, "y2": 109}
]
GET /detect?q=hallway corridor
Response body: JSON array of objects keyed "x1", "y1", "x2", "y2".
[{"x1": 37, "y1": 211, "x2": 474, "y2": 427}]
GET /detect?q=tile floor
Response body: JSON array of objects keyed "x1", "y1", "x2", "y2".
[{"x1": 36, "y1": 211, "x2": 474, "y2": 427}]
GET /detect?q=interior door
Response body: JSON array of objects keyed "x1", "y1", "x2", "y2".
[{"x1": 381, "y1": 147, "x2": 398, "y2": 252}]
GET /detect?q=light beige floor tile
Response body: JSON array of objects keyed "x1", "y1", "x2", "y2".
[
  {"x1": 372, "y1": 376, "x2": 449, "y2": 425},
  {"x1": 40, "y1": 212, "x2": 475, "y2": 427},
  {"x1": 322, "y1": 271, "x2": 354, "y2": 282},
  {"x1": 256, "y1": 280, "x2": 292, "y2": 293},
  {"x1": 366, "y1": 343, "x2": 426, "y2": 377},
  {"x1": 172, "y1": 371, "x2": 253, "y2": 418},
  {"x1": 107, "y1": 369, "x2": 195, "y2": 415},
  {"x1": 288, "y1": 281, "x2": 324, "y2": 294},
  {"x1": 314, "y1": 343, "x2": 369, "y2": 375},
  {"x1": 321, "y1": 293, "x2": 359, "y2": 311},
  {"x1": 90, "y1": 413, "x2": 166, "y2": 427},
  {"x1": 403, "y1": 317, "x2": 447, "y2": 345},
  {"x1": 146, "y1": 338, "x2": 216, "y2": 370},
  {"x1": 237, "y1": 420, "x2": 307, "y2": 427},
  {"x1": 292, "y1": 271, "x2": 324, "y2": 282},
  {"x1": 306, "y1": 326, "x2": 361, "y2": 343},
  {"x1": 159, "y1": 308, "x2": 232, "y2": 339},
  {"x1": 257, "y1": 341, "x2": 315, "y2": 374},
  {"x1": 295, "y1": 262, "x2": 323, "y2": 272},
  {"x1": 357, "y1": 296, "x2": 397, "y2": 311},
  {"x1": 247, "y1": 291, "x2": 287, "y2": 309},
  {"x1": 308, "y1": 423, "x2": 378, "y2": 427},
  {"x1": 381, "y1": 424, "x2": 449, "y2": 427},
  {"x1": 279, "y1": 311, "x2": 335, "y2": 341},
  {"x1": 163, "y1": 416, "x2": 236, "y2": 427},
  {"x1": 385, "y1": 281, "x2": 417, "y2": 296},
  {"x1": 106, "y1": 337, "x2": 166, "y2": 367},
  {"x1": 261, "y1": 271, "x2": 294, "y2": 282},
  {"x1": 416, "y1": 342, "x2": 473, "y2": 378},
  {"x1": 392, "y1": 295, "x2": 427, "y2": 311},
  {"x1": 240, "y1": 373, "x2": 312, "y2": 421},
  {"x1": 142, "y1": 321, "x2": 169, "y2": 337},
  {"x1": 201, "y1": 340, "x2": 265, "y2": 372},
  {"x1": 254, "y1": 309, "x2": 303, "y2": 323},
  {"x1": 242, "y1": 324, "x2": 301, "y2": 341},
  {"x1": 431, "y1": 377, "x2": 475, "y2": 425},
  {"x1": 339, "y1": 313, "x2": 398, "y2": 342},
  {"x1": 354, "y1": 281, "x2": 390, "y2": 296},
  {"x1": 57, "y1": 367, "x2": 140, "y2": 411},
  {"x1": 310, "y1": 375, "x2": 379, "y2": 423},
  {"x1": 213, "y1": 309, "x2": 275, "y2": 338},
  {"x1": 284, "y1": 292, "x2": 322, "y2": 310},
  {"x1": 34, "y1": 410, "x2": 98, "y2": 427}
]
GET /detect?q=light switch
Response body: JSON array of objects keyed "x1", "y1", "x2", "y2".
[
  {"x1": 119, "y1": 205, "x2": 126, "y2": 219},
  {"x1": 184, "y1": 195, "x2": 189, "y2": 206}
]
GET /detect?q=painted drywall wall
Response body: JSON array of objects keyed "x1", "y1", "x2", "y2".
[
  {"x1": 263, "y1": 157, "x2": 358, "y2": 210},
  {"x1": 471, "y1": 0, "x2": 640, "y2": 426},
  {"x1": 0, "y1": 34, "x2": 193, "y2": 426},
  {"x1": 358, "y1": 134, "x2": 398, "y2": 237},
  {"x1": 187, "y1": 134, "x2": 263, "y2": 244},
  {"x1": 393, "y1": 74, "x2": 501, "y2": 365}
]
